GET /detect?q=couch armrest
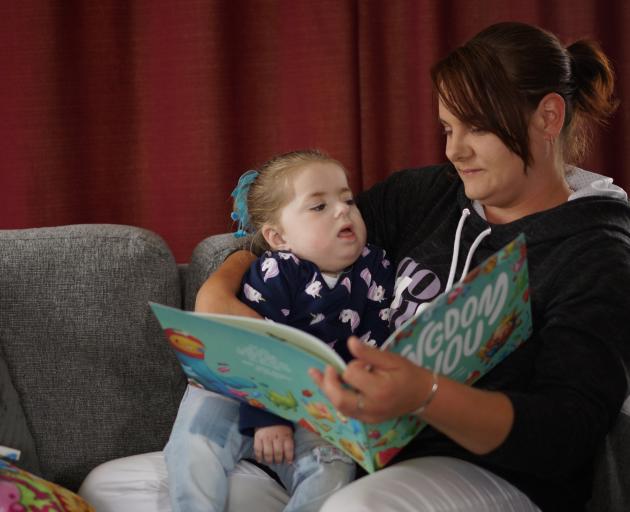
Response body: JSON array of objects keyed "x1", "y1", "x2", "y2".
[
  {"x1": 183, "y1": 233, "x2": 247, "y2": 310},
  {"x1": 588, "y1": 395, "x2": 630, "y2": 511},
  {"x1": 0, "y1": 224, "x2": 187, "y2": 490}
]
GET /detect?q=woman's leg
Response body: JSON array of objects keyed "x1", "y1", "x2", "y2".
[
  {"x1": 78, "y1": 452, "x2": 172, "y2": 512},
  {"x1": 319, "y1": 456, "x2": 541, "y2": 512},
  {"x1": 79, "y1": 386, "x2": 291, "y2": 512},
  {"x1": 79, "y1": 453, "x2": 289, "y2": 512}
]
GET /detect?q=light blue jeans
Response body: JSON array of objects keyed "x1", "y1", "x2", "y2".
[{"x1": 165, "y1": 385, "x2": 355, "y2": 512}]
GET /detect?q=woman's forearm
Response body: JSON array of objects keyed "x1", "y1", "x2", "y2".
[
  {"x1": 195, "y1": 250, "x2": 260, "y2": 317},
  {"x1": 417, "y1": 374, "x2": 514, "y2": 455}
]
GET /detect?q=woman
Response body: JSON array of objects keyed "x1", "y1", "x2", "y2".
[
  {"x1": 80, "y1": 21, "x2": 630, "y2": 512},
  {"x1": 201, "y1": 22, "x2": 630, "y2": 511}
]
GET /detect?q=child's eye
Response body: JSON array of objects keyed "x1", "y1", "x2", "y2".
[
  {"x1": 345, "y1": 198, "x2": 355, "y2": 206},
  {"x1": 310, "y1": 203, "x2": 326, "y2": 211}
]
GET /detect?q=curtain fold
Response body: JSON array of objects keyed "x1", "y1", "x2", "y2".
[{"x1": 1, "y1": 0, "x2": 628, "y2": 261}]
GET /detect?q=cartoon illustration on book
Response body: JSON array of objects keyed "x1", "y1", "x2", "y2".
[{"x1": 153, "y1": 234, "x2": 532, "y2": 473}]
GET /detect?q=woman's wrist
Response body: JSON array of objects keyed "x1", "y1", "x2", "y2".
[{"x1": 412, "y1": 369, "x2": 439, "y2": 417}]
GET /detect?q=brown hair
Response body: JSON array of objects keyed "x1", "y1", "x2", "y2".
[
  {"x1": 431, "y1": 21, "x2": 618, "y2": 166},
  {"x1": 240, "y1": 149, "x2": 345, "y2": 252}
]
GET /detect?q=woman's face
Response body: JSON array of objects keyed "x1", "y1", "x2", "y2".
[{"x1": 438, "y1": 99, "x2": 530, "y2": 210}]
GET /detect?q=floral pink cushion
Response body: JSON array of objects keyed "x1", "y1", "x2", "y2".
[{"x1": 0, "y1": 460, "x2": 94, "y2": 511}]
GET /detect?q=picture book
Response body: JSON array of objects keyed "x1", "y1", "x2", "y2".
[{"x1": 150, "y1": 234, "x2": 532, "y2": 473}]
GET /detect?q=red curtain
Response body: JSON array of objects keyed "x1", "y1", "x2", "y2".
[{"x1": 2, "y1": 1, "x2": 629, "y2": 262}]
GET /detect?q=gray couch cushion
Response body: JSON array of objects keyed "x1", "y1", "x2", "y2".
[
  {"x1": 0, "y1": 352, "x2": 41, "y2": 475},
  {"x1": 0, "y1": 224, "x2": 187, "y2": 491}
]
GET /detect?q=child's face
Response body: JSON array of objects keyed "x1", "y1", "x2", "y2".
[{"x1": 271, "y1": 162, "x2": 367, "y2": 274}]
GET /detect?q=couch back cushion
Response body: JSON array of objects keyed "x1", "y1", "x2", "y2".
[{"x1": 0, "y1": 225, "x2": 187, "y2": 491}]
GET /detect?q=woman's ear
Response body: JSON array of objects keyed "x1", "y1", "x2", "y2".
[
  {"x1": 262, "y1": 223, "x2": 289, "y2": 251},
  {"x1": 536, "y1": 92, "x2": 566, "y2": 140}
]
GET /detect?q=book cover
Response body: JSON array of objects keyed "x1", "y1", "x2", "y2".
[{"x1": 151, "y1": 234, "x2": 532, "y2": 473}]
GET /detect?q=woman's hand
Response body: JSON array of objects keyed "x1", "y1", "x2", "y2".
[
  {"x1": 254, "y1": 425, "x2": 295, "y2": 465},
  {"x1": 195, "y1": 250, "x2": 260, "y2": 317},
  {"x1": 310, "y1": 336, "x2": 515, "y2": 455},
  {"x1": 309, "y1": 336, "x2": 430, "y2": 423}
]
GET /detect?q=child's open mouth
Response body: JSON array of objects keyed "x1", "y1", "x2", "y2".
[{"x1": 338, "y1": 226, "x2": 355, "y2": 238}]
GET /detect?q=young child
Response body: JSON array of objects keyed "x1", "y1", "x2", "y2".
[{"x1": 164, "y1": 149, "x2": 394, "y2": 512}]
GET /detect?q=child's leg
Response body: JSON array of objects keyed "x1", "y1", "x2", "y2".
[
  {"x1": 273, "y1": 427, "x2": 356, "y2": 512},
  {"x1": 164, "y1": 385, "x2": 253, "y2": 512}
]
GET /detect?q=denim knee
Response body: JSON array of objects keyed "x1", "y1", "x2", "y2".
[{"x1": 292, "y1": 444, "x2": 355, "y2": 487}]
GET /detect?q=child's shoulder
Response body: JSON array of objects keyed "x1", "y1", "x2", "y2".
[
  {"x1": 258, "y1": 250, "x2": 302, "y2": 266},
  {"x1": 252, "y1": 250, "x2": 320, "y2": 281}
]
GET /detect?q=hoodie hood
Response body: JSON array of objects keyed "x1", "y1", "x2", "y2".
[{"x1": 565, "y1": 166, "x2": 628, "y2": 201}]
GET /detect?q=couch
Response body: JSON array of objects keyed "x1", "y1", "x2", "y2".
[{"x1": 0, "y1": 224, "x2": 628, "y2": 510}]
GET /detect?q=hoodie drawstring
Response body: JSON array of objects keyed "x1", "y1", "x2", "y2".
[
  {"x1": 412, "y1": 208, "x2": 491, "y2": 320},
  {"x1": 445, "y1": 208, "x2": 492, "y2": 291}
]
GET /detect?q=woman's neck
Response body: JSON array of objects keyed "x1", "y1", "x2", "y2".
[{"x1": 484, "y1": 166, "x2": 571, "y2": 224}]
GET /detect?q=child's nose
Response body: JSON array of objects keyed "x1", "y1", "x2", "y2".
[{"x1": 336, "y1": 201, "x2": 350, "y2": 216}]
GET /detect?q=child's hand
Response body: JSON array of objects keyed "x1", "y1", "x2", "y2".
[{"x1": 254, "y1": 425, "x2": 294, "y2": 465}]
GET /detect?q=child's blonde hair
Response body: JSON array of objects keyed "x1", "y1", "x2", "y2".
[{"x1": 234, "y1": 149, "x2": 346, "y2": 253}]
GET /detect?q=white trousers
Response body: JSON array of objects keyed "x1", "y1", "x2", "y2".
[
  {"x1": 79, "y1": 452, "x2": 540, "y2": 512},
  {"x1": 319, "y1": 457, "x2": 541, "y2": 512},
  {"x1": 79, "y1": 452, "x2": 289, "y2": 512}
]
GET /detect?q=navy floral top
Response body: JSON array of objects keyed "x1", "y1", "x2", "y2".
[{"x1": 237, "y1": 243, "x2": 394, "y2": 435}]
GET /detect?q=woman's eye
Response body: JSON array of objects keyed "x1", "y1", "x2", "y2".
[
  {"x1": 470, "y1": 126, "x2": 486, "y2": 134},
  {"x1": 442, "y1": 127, "x2": 452, "y2": 137},
  {"x1": 310, "y1": 203, "x2": 326, "y2": 211}
]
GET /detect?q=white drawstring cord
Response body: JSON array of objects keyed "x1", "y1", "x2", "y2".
[
  {"x1": 445, "y1": 208, "x2": 471, "y2": 291},
  {"x1": 459, "y1": 227, "x2": 492, "y2": 281},
  {"x1": 445, "y1": 208, "x2": 492, "y2": 291},
  {"x1": 412, "y1": 208, "x2": 491, "y2": 322}
]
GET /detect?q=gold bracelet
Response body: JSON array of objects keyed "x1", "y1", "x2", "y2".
[{"x1": 412, "y1": 370, "x2": 439, "y2": 417}]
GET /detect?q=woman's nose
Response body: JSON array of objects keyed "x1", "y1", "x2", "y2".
[{"x1": 446, "y1": 132, "x2": 470, "y2": 162}]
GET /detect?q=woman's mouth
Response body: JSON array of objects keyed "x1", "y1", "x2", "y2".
[{"x1": 459, "y1": 168, "x2": 483, "y2": 176}]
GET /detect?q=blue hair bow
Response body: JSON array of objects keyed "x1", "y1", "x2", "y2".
[{"x1": 230, "y1": 170, "x2": 259, "y2": 238}]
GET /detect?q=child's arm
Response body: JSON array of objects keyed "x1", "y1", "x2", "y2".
[{"x1": 195, "y1": 250, "x2": 260, "y2": 317}]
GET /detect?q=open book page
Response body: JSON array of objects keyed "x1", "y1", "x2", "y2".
[{"x1": 199, "y1": 313, "x2": 346, "y2": 372}]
